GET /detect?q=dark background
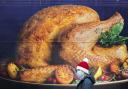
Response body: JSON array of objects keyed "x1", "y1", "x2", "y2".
[
  {"x1": 0, "y1": 0, "x2": 128, "y2": 59},
  {"x1": 0, "y1": 0, "x2": 128, "y2": 89}
]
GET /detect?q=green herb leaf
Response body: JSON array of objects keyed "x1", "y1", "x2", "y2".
[
  {"x1": 110, "y1": 23, "x2": 124, "y2": 35},
  {"x1": 98, "y1": 22, "x2": 128, "y2": 47}
]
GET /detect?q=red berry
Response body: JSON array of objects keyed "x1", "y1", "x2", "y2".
[
  {"x1": 53, "y1": 78, "x2": 57, "y2": 84},
  {"x1": 101, "y1": 75, "x2": 111, "y2": 81},
  {"x1": 101, "y1": 75, "x2": 107, "y2": 81},
  {"x1": 48, "y1": 77, "x2": 53, "y2": 82}
]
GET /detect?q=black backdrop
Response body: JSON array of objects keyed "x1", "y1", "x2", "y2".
[
  {"x1": 0, "y1": 0, "x2": 128, "y2": 89},
  {"x1": 0, "y1": 0, "x2": 128, "y2": 59}
]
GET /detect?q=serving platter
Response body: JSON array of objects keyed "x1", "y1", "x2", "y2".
[
  {"x1": 0, "y1": 76, "x2": 127, "y2": 89},
  {"x1": 0, "y1": 76, "x2": 128, "y2": 85},
  {"x1": 0, "y1": 58, "x2": 127, "y2": 89}
]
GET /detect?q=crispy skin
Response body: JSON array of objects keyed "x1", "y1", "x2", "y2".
[
  {"x1": 20, "y1": 65, "x2": 72, "y2": 83},
  {"x1": 60, "y1": 12, "x2": 125, "y2": 68},
  {"x1": 17, "y1": 5, "x2": 100, "y2": 68},
  {"x1": 55, "y1": 65, "x2": 74, "y2": 84},
  {"x1": 93, "y1": 44, "x2": 128, "y2": 63}
]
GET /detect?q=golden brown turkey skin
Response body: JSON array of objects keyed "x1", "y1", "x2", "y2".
[
  {"x1": 16, "y1": 5, "x2": 100, "y2": 68},
  {"x1": 60, "y1": 12, "x2": 126, "y2": 68},
  {"x1": 20, "y1": 65, "x2": 72, "y2": 83},
  {"x1": 93, "y1": 44, "x2": 128, "y2": 63},
  {"x1": 20, "y1": 65, "x2": 58, "y2": 83}
]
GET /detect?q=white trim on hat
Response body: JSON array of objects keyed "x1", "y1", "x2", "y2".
[
  {"x1": 83, "y1": 58, "x2": 89, "y2": 63},
  {"x1": 77, "y1": 66, "x2": 90, "y2": 74}
]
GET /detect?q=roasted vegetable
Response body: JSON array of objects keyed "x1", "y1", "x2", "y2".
[
  {"x1": 110, "y1": 63, "x2": 120, "y2": 75},
  {"x1": 94, "y1": 67, "x2": 103, "y2": 80},
  {"x1": 98, "y1": 22, "x2": 128, "y2": 47},
  {"x1": 123, "y1": 59, "x2": 128, "y2": 69},
  {"x1": 55, "y1": 65, "x2": 73, "y2": 84},
  {"x1": 122, "y1": 69, "x2": 128, "y2": 78},
  {"x1": 7, "y1": 63, "x2": 19, "y2": 79}
]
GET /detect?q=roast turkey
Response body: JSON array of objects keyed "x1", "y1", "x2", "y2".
[
  {"x1": 60, "y1": 12, "x2": 127, "y2": 68},
  {"x1": 16, "y1": 5, "x2": 100, "y2": 68}
]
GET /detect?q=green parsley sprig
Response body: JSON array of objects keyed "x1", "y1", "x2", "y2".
[{"x1": 98, "y1": 23, "x2": 128, "y2": 47}]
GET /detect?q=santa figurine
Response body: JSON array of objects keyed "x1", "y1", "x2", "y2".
[{"x1": 73, "y1": 58, "x2": 95, "y2": 89}]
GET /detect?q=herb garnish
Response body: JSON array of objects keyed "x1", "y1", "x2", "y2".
[{"x1": 98, "y1": 22, "x2": 128, "y2": 47}]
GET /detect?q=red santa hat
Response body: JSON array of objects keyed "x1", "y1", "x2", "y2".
[{"x1": 76, "y1": 58, "x2": 90, "y2": 74}]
